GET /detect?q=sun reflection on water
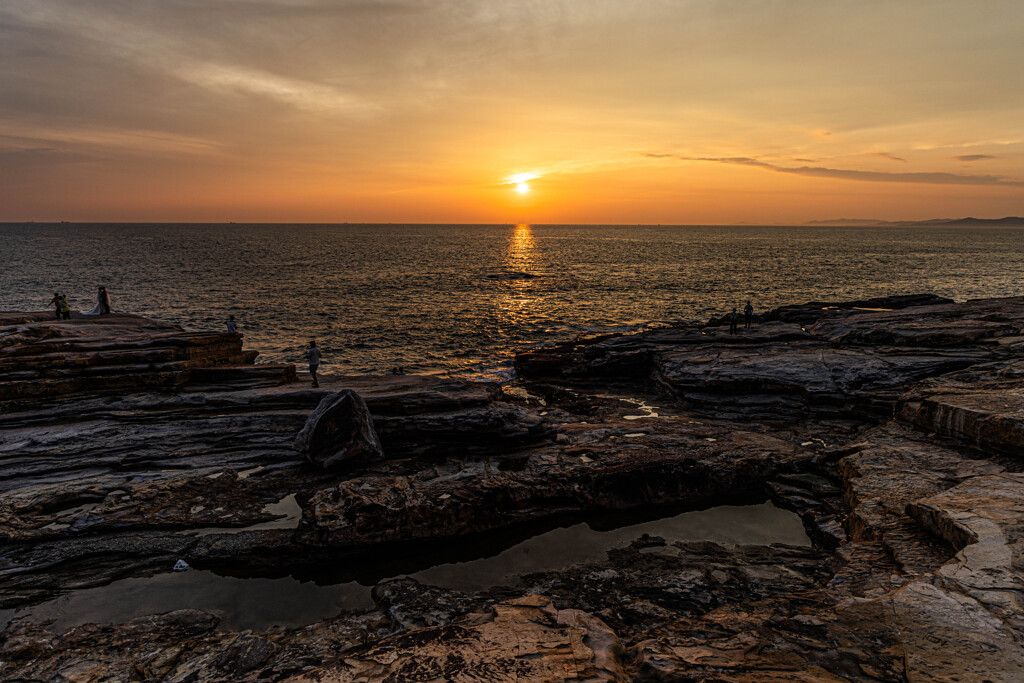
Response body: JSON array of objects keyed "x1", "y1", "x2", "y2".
[
  {"x1": 497, "y1": 224, "x2": 539, "y2": 330},
  {"x1": 506, "y1": 223, "x2": 535, "y2": 272}
]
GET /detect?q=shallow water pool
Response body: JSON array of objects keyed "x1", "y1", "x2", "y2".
[{"x1": 1, "y1": 501, "x2": 808, "y2": 632}]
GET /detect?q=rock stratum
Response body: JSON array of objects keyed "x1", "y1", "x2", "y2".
[{"x1": 1, "y1": 296, "x2": 1023, "y2": 682}]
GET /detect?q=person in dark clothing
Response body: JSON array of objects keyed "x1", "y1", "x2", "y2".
[
  {"x1": 48, "y1": 292, "x2": 61, "y2": 319},
  {"x1": 728, "y1": 307, "x2": 739, "y2": 335},
  {"x1": 98, "y1": 286, "x2": 111, "y2": 314},
  {"x1": 744, "y1": 300, "x2": 753, "y2": 328}
]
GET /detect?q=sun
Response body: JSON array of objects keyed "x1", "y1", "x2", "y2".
[{"x1": 505, "y1": 171, "x2": 539, "y2": 195}]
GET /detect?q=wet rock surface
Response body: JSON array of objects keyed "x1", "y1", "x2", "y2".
[{"x1": 2, "y1": 296, "x2": 1024, "y2": 681}]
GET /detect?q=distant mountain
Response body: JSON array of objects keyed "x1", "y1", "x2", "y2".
[
  {"x1": 940, "y1": 217, "x2": 1024, "y2": 227},
  {"x1": 805, "y1": 216, "x2": 1024, "y2": 227}
]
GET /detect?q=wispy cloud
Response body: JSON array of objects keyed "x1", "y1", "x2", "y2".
[
  {"x1": 869, "y1": 152, "x2": 906, "y2": 163},
  {"x1": 953, "y1": 154, "x2": 997, "y2": 162},
  {"x1": 0, "y1": 125, "x2": 223, "y2": 156},
  {"x1": 644, "y1": 153, "x2": 1024, "y2": 187},
  {"x1": 177, "y1": 64, "x2": 377, "y2": 115}
]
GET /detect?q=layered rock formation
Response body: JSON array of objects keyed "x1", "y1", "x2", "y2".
[
  {"x1": 2, "y1": 296, "x2": 1023, "y2": 682},
  {"x1": 0, "y1": 312, "x2": 290, "y2": 402}
]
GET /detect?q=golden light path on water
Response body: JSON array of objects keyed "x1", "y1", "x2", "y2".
[{"x1": 497, "y1": 224, "x2": 538, "y2": 331}]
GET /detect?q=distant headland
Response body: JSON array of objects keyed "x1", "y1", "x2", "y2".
[{"x1": 804, "y1": 216, "x2": 1024, "y2": 227}]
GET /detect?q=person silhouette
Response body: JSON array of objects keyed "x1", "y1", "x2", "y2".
[
  {"x1": 48, "y1": 292, "x2": 61, "y2": 319},
  {"x1": 744, "y1": 300, "x2": 753, "y2": 328},
  {"x1": 99, "y1": 286, "x2": 111, "y2": 315},
  {"x1": 728, "y1": 307, "x2": 738, "y2": 335},
  {"x1": 81, "y1": 286, "x2": 112, "y2": 315},
  {"x1": 226, "y1": 315, "x2": 237, "y2": 333},
  {"x1": 307, "y1": 340, "x2": 321, "y2": 388}
]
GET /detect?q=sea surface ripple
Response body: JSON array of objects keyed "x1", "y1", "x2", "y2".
[{"x1": 3, "y1": 223, "x2": 1022, "y2": 381}]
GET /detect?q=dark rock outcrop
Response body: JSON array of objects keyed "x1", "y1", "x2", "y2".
[
  {"x1": 763, "y1": 292, "x2": 955, "y2": 325},
  {"x1": 296, "y1": 420, "x2": 808, "y2": 547},
  {"x1": 517, "y1": 296, "x2": 1024, "y2": 419},
  {"x1": 294, "y1": 390, "x2": 384, "y2": 469}
]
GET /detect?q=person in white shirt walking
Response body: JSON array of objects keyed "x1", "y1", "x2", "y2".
[{"x1": 307, "y1": 340, "x2": 321, "y2": 388}]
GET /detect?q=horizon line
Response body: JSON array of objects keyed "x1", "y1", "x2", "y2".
[{"x1": 2, "y1": 218, "x2": 1023, "y2": 228}]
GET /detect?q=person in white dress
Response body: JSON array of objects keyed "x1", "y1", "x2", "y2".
[{"x1": 81, "y1": 286, "x2": 112, "y2": 315}]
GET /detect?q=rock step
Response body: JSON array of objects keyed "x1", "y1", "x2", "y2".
[
  {"x1": 2, "y1": 360, "x2": 192, "y2": 379},
  {"x1": 900, "y1": 393, "x2": 1024, "y2": 458},
  {"x1": 828, "y1": 541, "x2": 903, "y2": 598},
  {"x1": 879, "y1": 518, "x2": 956, "y2": 576},
  {"x1": 185, "y1": 364, "x2": 297, "y2": 389},
  {"x1": 0, "y1": 347, "x2": 182, "y2": 370},
  {"x1": 0, "y1": 333, "x2": 241, "y2": 359},
  {"x1": 0, "y1": 371, "x2": 190, "y2": 402}
]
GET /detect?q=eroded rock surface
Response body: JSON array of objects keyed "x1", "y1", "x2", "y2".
[
  {"x1": 286, "y1": 595, "x2": 626, "y2": 683},
  {"x1": 3, "y1": 295, "x2": 1024, "y2": 682}
]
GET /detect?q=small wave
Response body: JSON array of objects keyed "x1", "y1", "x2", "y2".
[
  {"x1": 516, "y1": 340, "x2": 559, "y2": 352},
  {"x1": 446, "y1": 357, "x2": 517, "y2": 384},
  {"x1": 482, "y1": 272, "x2": 541, "y2": 280},
  {"x1": 569, "y1": 321, "x2": 657, "y2": 338}
]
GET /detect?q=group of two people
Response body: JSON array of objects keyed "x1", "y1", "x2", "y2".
[
  {"x1": 726, "y1": 300, "x2": 755, "y2": 335},
  {"x1": 47, "y1": 292, "x2": 72, "y2": 319},
  {"x1": 48, "y1": 286, "x2": 112, "y2": 319}
]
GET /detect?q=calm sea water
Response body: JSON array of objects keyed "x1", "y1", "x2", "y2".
[{"x1": 2, "y1": 223, "x2": 1022, "y2": 379}]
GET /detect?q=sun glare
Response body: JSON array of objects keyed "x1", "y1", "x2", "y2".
[{"x1": 516, "y1": 182, "x2": 530, "y2": 194}]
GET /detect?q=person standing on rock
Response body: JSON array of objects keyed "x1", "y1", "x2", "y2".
[
  {"x1": 48, "y1": 292, "x2": 62, "y2": 319},
  {"x1": 100, "y1": 287, "x2": 111, "y2": 314},
  {"x1": 82, "y1": 286, "x2": 112, "y2": 316},
  {"x1": 226, "y1": 315, "x2": 237, "y2": 334},
  {"x1": 307, "y1": 340, "x2": 321, "y2": 388},
  {"x1": 744, "y1": 300, "x2": 753, "y2": 328},
  {"x1": 728, "y1": 307, "x2": 739, "y2": 335},
  {"x1": 59, "y1": 294, "x2": 71, "y2": 320}
]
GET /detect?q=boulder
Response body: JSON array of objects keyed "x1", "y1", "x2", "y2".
[{"x1": 295, "y1": 390, "x2": 384, "y2": 469}]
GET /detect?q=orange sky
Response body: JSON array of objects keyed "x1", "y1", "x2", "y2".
[{"x1": 1, "y1": 1, "x2": 1022, "y2": 224}]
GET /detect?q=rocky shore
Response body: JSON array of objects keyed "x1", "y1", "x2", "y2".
[{"x1": 1, "y1": 295, "x2": 1023, "y2": 682}]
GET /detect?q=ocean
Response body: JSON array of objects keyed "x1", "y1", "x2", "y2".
[{"x1": 2, "y1": 223, "x2": 1022, "y2": 380}]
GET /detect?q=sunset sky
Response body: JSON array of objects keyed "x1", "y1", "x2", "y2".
[{"x1": 1, "y1": 0, "x2": 1022, "y2": 224}]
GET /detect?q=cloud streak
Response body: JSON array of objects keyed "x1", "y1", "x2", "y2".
[
  {"x1": 869, "y1": 152, "x2": 907, "y2": 163},
  {"x1": 179, "y1": 64, "x2": 377, "y2": 115},
  {"x1": 643, "y1": 154, "x2": 1024, "y2": 187},
  {"x1": 0, "y1": 125, "x2": 223, "y2": 157},
  {"x1": 954, "y1": 154, "x2": 997, "y2": 162}
]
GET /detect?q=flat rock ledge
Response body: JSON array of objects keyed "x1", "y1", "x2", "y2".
[{"x1": 2, "y1": 295, "x2": 1024, "y2": 682}]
